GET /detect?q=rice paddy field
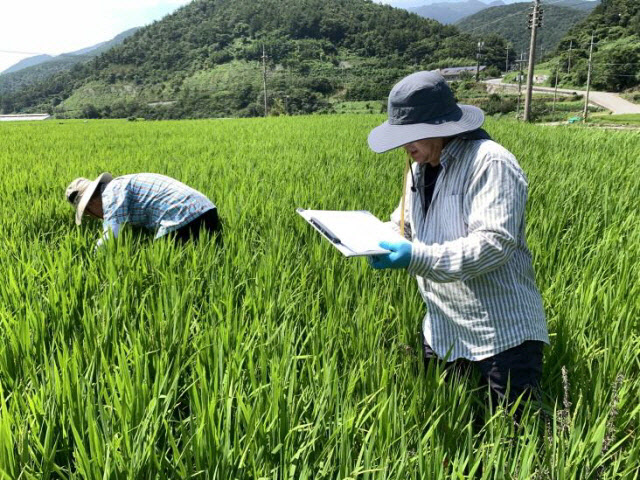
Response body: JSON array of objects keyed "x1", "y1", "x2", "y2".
[{"x1": 0, "y1": 115, "x2": 638, "y2": 479}]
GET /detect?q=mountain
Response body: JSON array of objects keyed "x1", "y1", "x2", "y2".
[
  {"x1": 385, "y1": 0, "x2": 520, "y2": 7},
  {"x1": 551, "y1": 0, "x2": 640, "y2": 91},
  {"x1": 0, "y1": 27, "x2": 140, "y2": 96},
  {"x1": 0, "y1": 0, "x2": 511, "y2": 119},
  {"x1": 72, "y1": 28, "x2": 143, "y2": 56},
  {"x1": 456, "y1": 3, "x2": 591, "y2": 58},
  {"x1": 408, "y1": 0, "x2": 599, "y2": 25},
  {"x1": 1, "y1": 55, "x2": 54, "y2": 75},
  {"x1": 383, "y1": 0, "x2": 440, "y2": 8},
  {"x1": 553, "y1": 0, "x2": 600, "y2": 11},
  {"x1": 410, "y1": 0, "x2": 504, "y2": 25}
]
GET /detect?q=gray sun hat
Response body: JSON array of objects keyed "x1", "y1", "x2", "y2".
[
  {"x1": 65, "y1": 172, "x2": 113, "y2": 225},
  {"x1": 368, "y1": 71, "x2": 485, "y2": 153}
]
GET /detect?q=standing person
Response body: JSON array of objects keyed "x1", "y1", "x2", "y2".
[
  {"x1": 368, "y1": 71, "x2": 549, "y2": 409},
  {"x1": 65, "y1": 172, "x2": 221, "y2": 248}
]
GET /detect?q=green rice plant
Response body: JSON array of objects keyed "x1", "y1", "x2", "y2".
[{"x1": 0, "y1": 115, "x2": 638, "y2": 478}]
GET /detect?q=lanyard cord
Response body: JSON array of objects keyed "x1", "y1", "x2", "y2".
[
  {"x1": 410, "y1": 160, "x2": 420, "y2": 209},
  {"x1": 400, "y1": 156, "x2": 410, "y2": 238},
  {"x1": 401, "y1": 156, "x2": 427, "y2": 237}
]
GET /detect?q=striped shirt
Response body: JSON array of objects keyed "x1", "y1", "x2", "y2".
[
  {"x1": 390, "y1": 138, "x2": 549, "y2": 361},
  {"x1": 100, "y1": 173, "x2": 215, "y2": 242}
]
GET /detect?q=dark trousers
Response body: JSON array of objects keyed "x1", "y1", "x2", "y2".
[
  {"x1": 173, "y1": 208, "x2": 222, "y2": 244},
  {"x1": 422, "y1": 336, "x2": 544, "y2": 409}
]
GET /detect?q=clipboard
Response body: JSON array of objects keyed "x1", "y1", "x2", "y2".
[{"x1": 297, "y1": 208, "x2": 407, "y2": 257}]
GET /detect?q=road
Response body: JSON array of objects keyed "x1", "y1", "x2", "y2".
[{"x1": 484, "y1": 78, "x2": 640, "y2": 115}]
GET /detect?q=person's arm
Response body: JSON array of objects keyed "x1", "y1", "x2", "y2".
[
  {"x1": 96, "y1": 220, "x2": 121, "y2": 249},
  {"x1": 95, "y1": 183, "x2": 125, "y2": 250},
  {"x1": 408, "y1": 157, "x2": 527, "y2": 283}
]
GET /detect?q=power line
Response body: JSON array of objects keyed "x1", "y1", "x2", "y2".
[
  {"x1": 0, "y1": 49, "x2": 48, "y2": 55},
  {"x1": 600, "y1": 74, "x2": 640, "y2": 77},
  {"x1": 0, "y1": 49, "x2": 98, "y2": 59}
]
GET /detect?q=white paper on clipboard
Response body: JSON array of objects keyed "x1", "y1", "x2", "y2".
[{"x1": 297, "y1": 208, "x2": 407, "y2": 257}]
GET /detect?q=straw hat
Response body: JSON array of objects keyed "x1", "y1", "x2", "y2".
[
  {"x1": 65, "y1": 172, "x2": 113, "y2": 225},
  {"x1": 368, "y1": 71, "x2": 485, "y2": 153}
]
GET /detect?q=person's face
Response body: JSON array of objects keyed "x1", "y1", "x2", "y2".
[
  {"x1": 403, "y1": 137, "x2": 445, "y2": 167},
  {"x1": 84, "y1": 194, "x2": 104, "y2": 219}
]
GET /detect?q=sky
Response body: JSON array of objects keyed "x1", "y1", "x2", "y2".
[{"x1": 0, "y1": 0, "x2": 193, "y2": 73}]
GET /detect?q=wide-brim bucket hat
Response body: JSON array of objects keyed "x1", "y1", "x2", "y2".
[
  {"x1": 368, "y1": 70, "x2": 485, "y2": 153},
  {"x1": 65, "y1": 172, "x2": 113, "y2": 225}
]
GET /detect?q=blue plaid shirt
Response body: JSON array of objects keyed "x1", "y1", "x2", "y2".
[{"x1": 100, "y1": 173, "x2": 215, "y2": 242}]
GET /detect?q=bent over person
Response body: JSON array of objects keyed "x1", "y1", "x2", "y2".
[
  {"x1": 66, "y1": 172, "x2": 221, "y2": 248},
  {"x1": 368, "y1": 71, "x2": 549, "y2": 409}
]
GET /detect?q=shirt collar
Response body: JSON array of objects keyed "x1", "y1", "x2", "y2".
[{"x1": 440, "y1": 137, "x2": 465, "y2": 168}]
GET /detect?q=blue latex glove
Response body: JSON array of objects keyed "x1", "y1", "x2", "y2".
[{"x1": 369, "y1": 241, "x2": 412, "y2": 270}]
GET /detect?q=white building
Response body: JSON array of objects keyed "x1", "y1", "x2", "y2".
[{"x1": 438, "y1": 66, "x2": 486, "y2": 81}]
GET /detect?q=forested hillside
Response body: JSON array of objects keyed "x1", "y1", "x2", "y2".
[
  {"x1": 554, "y1": 0, "x2": 600, "y2": 11},
  {"x1": 551, "y1": 0, "x2": 640, "y2": 91},
  {"x1": 0, "y1": 0, "x2": 509, "y2": 118},
  {"x1": 456, "y1": 3, "x2": 590, "y2": 57}
]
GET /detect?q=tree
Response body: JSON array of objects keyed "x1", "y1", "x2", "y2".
[{"x1": 81, "y1": 104, "x2": 101, "y2": 119}]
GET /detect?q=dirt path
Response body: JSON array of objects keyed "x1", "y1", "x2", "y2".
[{"x1": 483, "y1": 79, "x2": 640, "y2": 115}]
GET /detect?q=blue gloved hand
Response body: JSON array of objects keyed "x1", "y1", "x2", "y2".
[{"x1": 369, "y1": 241, "x2": 412, "y2": 270}]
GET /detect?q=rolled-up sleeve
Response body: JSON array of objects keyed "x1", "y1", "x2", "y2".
[{"x1": 408, "y1": 157, "x2": 527, "y2": 283}]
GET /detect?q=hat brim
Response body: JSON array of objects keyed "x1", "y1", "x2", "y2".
[
  {"x1": 75, "y1": 172, "x2": 113, "y2": 225},
  {"x1": 368, "y1": 105, "x2": 485, "y2": 154}
]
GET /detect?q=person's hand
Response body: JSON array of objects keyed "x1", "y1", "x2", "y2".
[
  {"x1": 95, "y1": 236, "x2": 106, "y2": 253},
  {"x1": 369, "y1": 241, "x2": 412, "y2": 270}
]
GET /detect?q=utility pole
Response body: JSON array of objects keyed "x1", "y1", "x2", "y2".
[
  {"x1": 583, "y1": 33, "x2": 594, "y2": 123},
  {"x1": 524, "y1": 0, "x2": 543, "y2": 122},
  {"x1": 552, "y1": 61, "x2": 559, "y2": 114},
  {"x1": 506, "y1": 44, "x2": 510, "y2": 73},
  {"x1": 262, "y1": 44, "x2": 269, "y2": 117},
  {"x1": 475, "y1": 41, "x2": 484, "y2": 82},
  {"x1": 516, "y1": 52, "x2": 526, "y2": 119},
  {"x1": 567, "y1": 40, "x2": 573, "y2": 73}
]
